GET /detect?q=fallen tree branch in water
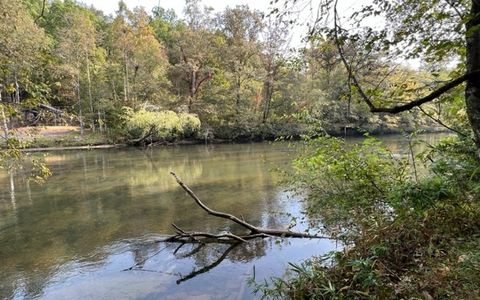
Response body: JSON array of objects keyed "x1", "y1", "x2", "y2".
[{"x1": 163, "y1": 172, "x2": 331, "y2": 243}]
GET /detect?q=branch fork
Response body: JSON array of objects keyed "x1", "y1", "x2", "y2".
[{"x1": 163, "y1": 172, "x2": 330, "y2": 244}]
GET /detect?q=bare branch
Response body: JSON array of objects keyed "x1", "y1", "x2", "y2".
[
  {"x1": 34, "y1": 0, "x2": 46, "y2": 24},
  {"x1": 169, "y1": 172, "x2": 331, "y2": 239},
  {"x1": 370, "y1": 72, "x2": 479, "y2": 113},
  {"x1": 333, "y1": 0, "x2": 480, "y2": 115},
  {"x1": 418, "y1": 106, "x2": 470, "y2": 138},
  {"x1": 194, "y1": 71, "x2": 213, "y2": 92}
]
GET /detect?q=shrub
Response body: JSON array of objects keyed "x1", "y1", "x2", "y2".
[
  {"x1": 290, "y1": 136, "x2": 410, "y2": 234},
  {"x1": 255, "y1": 135, "x2": 480, "y2": 299},
  {"x1": 124, "y1": 108, "x2": 200, "y2": 142}
]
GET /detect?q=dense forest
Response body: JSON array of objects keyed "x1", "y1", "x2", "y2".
[{"x1": 0, "y1": 0, "x2": 448, "y2": 146}]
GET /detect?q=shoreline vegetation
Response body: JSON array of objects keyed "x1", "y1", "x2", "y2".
[
  {"x1": 253, "y1": 134, "x2": 480, "y2": 299},
  {"x1": 4, "y1": 124, "x2": 450, "y2": 152}
]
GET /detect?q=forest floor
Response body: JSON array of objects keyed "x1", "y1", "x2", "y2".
[
  {"x1": 11, "y1": 126, "x2": 114, "y2": 150},
  {"x1": 15, "y1": 126, "x2": 81, "y2": 139}
]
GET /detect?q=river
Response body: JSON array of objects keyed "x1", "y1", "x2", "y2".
[{"x1": 0, "y1": 134, "x2": 446, "y2": 299}]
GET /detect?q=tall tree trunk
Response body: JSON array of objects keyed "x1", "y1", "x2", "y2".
[
  {"x1": 86, "y1": 54, "x2": 95, "y2": 132},
  {"x1": 77, "y1": 75, "x2": 84, "y2": 135},
  {"x1": 466, "y1": 1, "x2": 480, "y2": 153},
  {"x1": 123, "y1": 49, "x2": 129, "y2": 103},
  {"x1": 111, "y1": 78, "x2": 118, "y2": 102},
  {"x1": 132, "y1": 65, "x2": 139, "y2": 109},
  {"x1": 235, "y1": 75, "x2": 241, "y2": 118},
  {"x1": 188, "y1": 69, "x2": 197, "y2": 113},
  {"x1": 262, "y1": 76, "x2": 273, "y2": 123},
  {"x1": 14, "y1": 69, "x2": 20, "y2": 103},
  {"x1": 0, "y1": 93, "x2": 9, "y2": 140}
]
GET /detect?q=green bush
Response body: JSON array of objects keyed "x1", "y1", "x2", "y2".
[
  {"x1": 212, "y1": 122, "x2": 304, "y2": 141},
  {"x1": 124, "y1": 108, "x2": 201, "y2": 142},
  {"x1": 290, "y1": 136, "x2": 410, "y2": 234},
  {"x1": 178, "y1": 112, "x2": 202, "y2": 138},
  {"x1": 255, "y1": 135, "x2": 480, "y2": 299}
]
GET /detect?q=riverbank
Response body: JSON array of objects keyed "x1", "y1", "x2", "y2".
[
  {"x1": 257, "y1": 134, "x2": 480, "y2": 299},
  {"x1": 4, "y1": 125, "x2": 450, "y2": 153}
]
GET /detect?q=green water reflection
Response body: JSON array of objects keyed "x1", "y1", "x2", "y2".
[{"x1": 0, "y1": 134, "x2": 446, "y2": 299}]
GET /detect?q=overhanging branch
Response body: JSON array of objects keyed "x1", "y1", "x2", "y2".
[
  {"x1": 370, "y1": 72, "x2": 478, "y2": 113},
  {"x1": 333, "y1": 0, "x2": 479, "y2": 115}
]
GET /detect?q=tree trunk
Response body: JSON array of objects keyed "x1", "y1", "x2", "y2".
[
  {"x1": 235, "y1": 75, "x2": 241, "y2": 118},
  {"x1": 111, "y1": 78, "x2": 118, "y2": 102},
  {"x1": 188, "y1": 69, "x2": 196, "y2": 113},
  {"x1": 77, "y1": 75, "x2": 84, "y2": 135},
  {"x1": 0, "y1": 93, "x2": 9, "y2": 140},
  {"x1": 86, "y1": 54, "x2": 95, "y2": 132},
  {"x1": 465, "y1": 1, "x2": 480, "y2": 153},
  {"x1": 132, "y1": 65, "x2": 138, "y2": 109},
  {"x1": 14, "y1": 69, "x2": 20, "y2": 103},
  {"x1": 262, "y1": 76, "x2": 273, "y2": 123},
  {"x1": 123, "y1": 49, "x2": 129, "y2": 103}
]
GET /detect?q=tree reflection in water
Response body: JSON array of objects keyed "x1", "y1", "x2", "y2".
[{"x1": 124, "y1": 237, "x2": 270, "y2": 285}]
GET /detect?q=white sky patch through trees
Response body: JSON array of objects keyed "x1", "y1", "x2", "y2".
[
  {"x1": 79, "y1": 0, "x2": 420, "y2": 67},
  {"x1": 80, "y1": 0, "x2": 369, "y2": 46}
]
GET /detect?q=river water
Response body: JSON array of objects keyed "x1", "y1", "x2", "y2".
[{"x1": 0, "y1": 134, "x2": 445, "y2": 299}]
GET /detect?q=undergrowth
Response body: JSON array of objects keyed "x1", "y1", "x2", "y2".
[{"x1": 252, "y1": 135, "x2": 480, "y2": 299}]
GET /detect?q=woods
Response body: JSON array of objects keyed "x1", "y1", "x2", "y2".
[{"x1": 0, "y1": 0, "x2": 448, "y2": 149}]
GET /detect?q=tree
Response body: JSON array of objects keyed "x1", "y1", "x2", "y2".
[
  {"x1": 168, "y1": 0, "x2": 218, "y2": 113},
  {"x1": 56, "y1": 8, "x2": 98, "y2": 133},
  {"x1": 217, "y1": 6, "x2": 264, "y2": 120},
  {"x1": 0, "y1": 0, "x2": 49, "y2": 105},
  {"x1": 129, "y1": 7, "x2": 170, "y2": 106},
  {"x1": 108, "y1": 3, "x2": 171, "y2": 109},
  {"x1": 280, "y1": 0, "x2": 480, "y2": 152},
  {"x1": 260, "y1": 19, "x2": 289, "y2": 123},
  {"x1": 0, "y1": 0, "x2": 49, "y2": 135}
]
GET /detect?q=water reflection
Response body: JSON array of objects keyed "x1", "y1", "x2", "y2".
[
  {"x1": 0, "y1": 143, "x2": 326, "y2": 299},
  {"x1": 0, "y1": 135, "x2": 445, "y2": 299}
]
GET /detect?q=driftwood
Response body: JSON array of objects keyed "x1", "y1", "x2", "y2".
[
  {"x1": 163, "y1": 172, "x2": 331, "y2": 244},
  {"x1": 39, "y1": 103, "x2": 64, "y2": 115}
]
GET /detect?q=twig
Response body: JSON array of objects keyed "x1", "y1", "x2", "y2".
[{"x1": 418, "y1": 106, "x2": 470, "y2": 138}]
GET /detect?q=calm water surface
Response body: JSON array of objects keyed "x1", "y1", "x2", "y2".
[{"x1": 0, "y1": 135, "x2": 444, "y2": 299}]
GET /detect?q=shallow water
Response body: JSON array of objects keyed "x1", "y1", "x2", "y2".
[{"x1": 0, "y1": 134, "x2": 446, "y2": 299}]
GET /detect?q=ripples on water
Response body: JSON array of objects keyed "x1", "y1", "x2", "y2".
[{"x1": 0, "y1": 135, "x2": 444, "y2": 299}]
